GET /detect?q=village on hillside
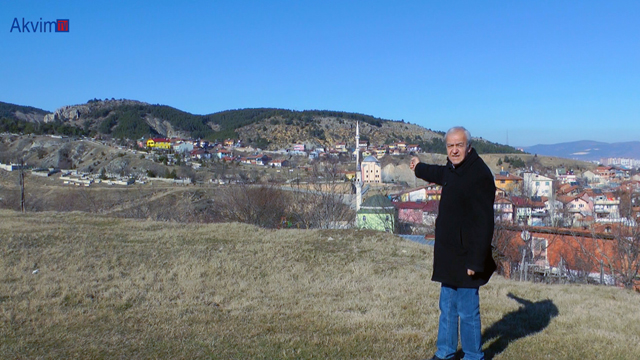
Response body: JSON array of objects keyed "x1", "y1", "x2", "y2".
[
  {"x1": 2, "y1": 131, "x2": 639, "y2": 291},
  {"x1": 140, "y1": 134, "x2": 640, "y2": 291}
]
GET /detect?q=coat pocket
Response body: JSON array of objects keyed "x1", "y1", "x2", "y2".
[{"x1": 456, "y1": 229, "x2": 468, "y2": 255}]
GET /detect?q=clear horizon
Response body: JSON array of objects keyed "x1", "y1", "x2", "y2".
[{"x1": 2, "y1": 1, "x2": 639, "y2": 147}]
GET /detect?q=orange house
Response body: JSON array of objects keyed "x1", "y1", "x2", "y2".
[
  {"x1": 596, "y1": 166, "x2": 616, "y2": 181},
  {"x1": 494, "y1": 172, "x2": 523, "y2": 194},
  {"x1": 495, "y1": 225, "x2": 639, "y2": 290}
]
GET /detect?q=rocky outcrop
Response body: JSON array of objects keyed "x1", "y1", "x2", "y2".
[
  {"x1": 104, "y1": 157, "x2": 130, "y2": 176},
  {"x1": 145, "y1": 116, "x2": 190, "y2": 139},
  {"x1": 13, "y1": 110, "x2": 46, "y2": 123},
  {"x1": 43, "y1": 99, "x2": 148, "y2": 123},
  {"x1": 381, "y1": 153, "x2": 447, "y2": 184},
  {"x1": 44, "y1": 105, "x2": 87, "y2": 123}
]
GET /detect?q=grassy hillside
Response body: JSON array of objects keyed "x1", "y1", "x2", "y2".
[{"x1": 1, "y1": 210, "x2": 638, "y2": 359}]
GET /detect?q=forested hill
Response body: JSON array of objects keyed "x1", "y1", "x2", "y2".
[
  {"x1": 0, "y1": 101, "x2": 49, "y2": 122},
  {"x1": 0, "y1": 99, "x2": 521, "y2": 154}
]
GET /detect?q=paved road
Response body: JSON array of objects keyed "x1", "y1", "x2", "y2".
[{"x1": 398, "y1": 234, "x2": 435, "y2": 246}]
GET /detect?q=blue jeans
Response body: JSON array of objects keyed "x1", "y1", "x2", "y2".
[{"x1": 435, "y1": 284, "x2": 484, "y2": 360}]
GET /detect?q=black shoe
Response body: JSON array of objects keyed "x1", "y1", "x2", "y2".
[{"x1": 429, "y1": 356, "x2": 456, "y2": 360}]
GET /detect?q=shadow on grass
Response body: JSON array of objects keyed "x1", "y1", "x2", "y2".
[{"x1": 479, "y1": 293, "x2": 559, "y2": 360}]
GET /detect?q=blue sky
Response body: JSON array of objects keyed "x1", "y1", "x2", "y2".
[{"x1": 2, "y1": 1, "x2": 639, "y2": 147}]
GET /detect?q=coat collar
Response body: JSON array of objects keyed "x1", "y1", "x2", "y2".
[{"x1": 446, "y1": 147, "x2": 480, "y2": 175}]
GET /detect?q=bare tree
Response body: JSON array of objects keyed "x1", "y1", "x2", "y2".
[
  {"x1": 218, "y1": 184, "x2": 288, "y2": 228},
  {"x1": 580, "y1": 224, "x2": 640, "y2": 289},
  {"x1": 492, "y1": 222, "x2": 520, "y2": 278},
  {"x1": 285, "y1": 162, "x2": 354, "y2": 229},
  {"x1": 614, "y1": 188, "x2": 633, "y2": 220},
  {"x1": 492, "y1": 224, "x2": 564, "y2": 283},
  {"x1": 77, "y1": 186, "x2": 101, "y2": 213}
]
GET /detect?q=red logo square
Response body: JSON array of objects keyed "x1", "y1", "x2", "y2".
[{"x1": 56, "y1": 19, "x2": 69, "y2": 32}]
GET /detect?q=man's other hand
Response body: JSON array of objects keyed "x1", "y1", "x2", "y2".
[
  {"x1": 409, "y1": 156, "x2": 420, "y2": 170},
  {"x1": 467, "y1": 269, "x2": 475, "y2": 276}
]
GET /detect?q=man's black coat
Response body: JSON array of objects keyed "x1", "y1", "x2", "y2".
[{"x1": 414, "y1": 148, "x2": 496, "y2": 288}]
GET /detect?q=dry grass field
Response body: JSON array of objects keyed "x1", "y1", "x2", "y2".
[{"x1": 1, "y1": 210, "x2": 639, "y2": 360}]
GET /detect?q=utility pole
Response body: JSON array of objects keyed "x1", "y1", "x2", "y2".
[{"x1": 19, "y1": 158, "x2": 25, "y2": 213}]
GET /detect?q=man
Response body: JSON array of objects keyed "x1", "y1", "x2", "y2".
[{"x1": 410, "y1": 126, "x2": 496, "y2": 360}]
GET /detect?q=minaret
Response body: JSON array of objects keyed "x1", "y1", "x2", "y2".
[
  {"x1": 355, "y1": 120, "x2": 360, "y2": 172},
  {"x1": 355, "y1": 121, "x2": 362, "y2": 211}
]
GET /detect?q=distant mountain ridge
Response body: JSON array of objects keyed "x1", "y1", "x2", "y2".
[{"x1": 522, "y1": 140, "x2": 640, "y2": 161}]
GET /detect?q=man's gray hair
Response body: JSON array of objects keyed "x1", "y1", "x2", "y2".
[{"x1": 445, "y1": 126, "x2": 471, "y2": 147}]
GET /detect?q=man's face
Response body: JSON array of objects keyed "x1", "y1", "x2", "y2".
[{"x1": 446, "y1": 130, "x2": 470, "y2": 166}]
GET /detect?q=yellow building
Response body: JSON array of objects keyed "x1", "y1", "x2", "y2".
[
  {"x1": 146, "y1": 138, "x2": 172, "y2": 150},
  {"x1": 344, "y1": 171, "x2": 357, "y2": 180},
  {"x1": 494, "y1": 172, "x2": 523, "y2": 194}
]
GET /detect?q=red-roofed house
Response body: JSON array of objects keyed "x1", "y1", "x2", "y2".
[
  {"x1": 494, "y1": 197, "x2": 513, "y2": 223},
  {"x1": 245, "y1": 154, "x2": 270, "y2": 166},
  {"x1": 391, "y1": 184, "x2": 441, "y2": 202},
  {"x1": 596, "y1": 166, "x2": 616, "y2": 182},
  {"x1": 190, "y1": 149, "x2": 210, "y2": 160},
  {"x1": 557, "y1": 184, "x2": 580, "y2": 196},
  {"x1": 270, "y1": 159, "x2": 290, "y2": 167},
  {"x1": 396, "y1": 200, "x2": 439, "y2": 225},
  {"x1": 396, "y1": 202, "x2": 428, "y2": 224},
  {"x1": 511, "y1": 196, "x2": 533, "y2": 225},
  {"x1": 215, "y1": 149, "x2": 232, "y2": 159}
]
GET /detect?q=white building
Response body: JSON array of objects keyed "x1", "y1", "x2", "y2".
[
  {"x1": 522, "y1": 172, "x2": 553, "y2": 197},
  {"x1": 555, "y1": 168, "x2": 577, "y2": 184},
  {"x1": 582, "y1": 170, "x2": 601, "y2": 184},
  {"x1": 593, "y1": 195, "x2": 621, "y2": 221},
  {"x1": 173, "y1": 142, "x2": 194, "y2": 154},
  {"x1": 361, "y1": 155, "x2": 381, "y2": 183}
]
